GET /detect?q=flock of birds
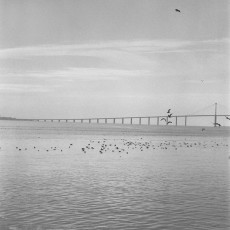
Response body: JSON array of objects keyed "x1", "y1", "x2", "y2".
[
  {"x1": 10, "y1": 138, "x2": 228, "y2": 157},
  {"x1": 160, "y1": 109, "x2": 173, "y2": 125},
  {"x1": 14, "y1": 143, "x2": 74, "y2": 152},
  {"x1": 80, "y1": 138, "x2": 229, "y2": 156}
]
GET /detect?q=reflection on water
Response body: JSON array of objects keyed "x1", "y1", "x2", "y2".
[{"x1": 0, "y1": 136, "x2": 229, "y2": 230}]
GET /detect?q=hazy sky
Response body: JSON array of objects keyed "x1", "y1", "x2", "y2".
[{"x1": 0, "y1": 0, "x2": 229, "y2": 118}]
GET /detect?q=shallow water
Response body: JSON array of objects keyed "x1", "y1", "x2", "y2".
[{"x1": 0, "y1": 134, "x2": 229, "y2": 230}]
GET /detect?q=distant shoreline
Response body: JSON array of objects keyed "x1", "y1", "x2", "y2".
[{"x1": 0, "y1": 120, "x2": 229, "y2": 138}]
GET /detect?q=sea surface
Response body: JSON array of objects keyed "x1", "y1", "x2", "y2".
[{"x1": 0, "y1": 123, "x2": 229, "y2": 229}]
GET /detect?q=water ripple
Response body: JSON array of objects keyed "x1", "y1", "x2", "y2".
[{"x1": 0, "y1": 136, "x2": 229, "y2": 229}]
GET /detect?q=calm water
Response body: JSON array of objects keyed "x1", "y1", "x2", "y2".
[{"x1": 0, "y1": 135, "x2": 229, "y2": 230}]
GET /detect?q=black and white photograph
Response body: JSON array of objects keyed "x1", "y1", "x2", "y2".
[{"x1": 0, "y1": 0, "x2": 229, "y2": 229}]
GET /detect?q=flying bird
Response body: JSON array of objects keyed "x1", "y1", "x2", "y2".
[
  {"x1": 168, "y1": 113, "x2": 173, "y2": 118},
  {"x1": 167, "y1": 109, "x2": 171, "y2": 113},
  {"x1": 161, "y1": 118, "x2": 167, "y2": 121},
  {"x1": 226, "y1": 116, "x2": 230, "y2": 120},
  {"x1": 167, "y1": 121, "x2": 172, "y2": 125},
  {"x1": 214, "y1": 122, "x2": 221, "y2": 127},
  {"x1": 175, "y1": 9, "x2": 181, "y2": 13}
]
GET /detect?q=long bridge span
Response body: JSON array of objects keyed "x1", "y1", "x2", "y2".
[
  {"x1": 14, "y1": 114, "x2": 229, "y2": 127},
  {"x1": 4, "y1": 103, "x2": 230, "y2": 127}
]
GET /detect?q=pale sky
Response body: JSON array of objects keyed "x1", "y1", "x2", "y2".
[{"x1": 0, "y1": 0, "x2": 229, "y2": 119}]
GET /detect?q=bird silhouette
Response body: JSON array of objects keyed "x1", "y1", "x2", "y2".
[
  {"x1": 161, "y1": 118, "x2": 167, "y2": 121},
  {"x1": 225, "y1": 116, "x2": 230, "y2": 120},
  {"x1": 168, "y1": 113, "x2": 173, "y2": 118},
  {"x1": 167, "y1": 109, "x2": 171, "y2": 113},
  {"x1": 214, "y1": 122, "x2": 221, "y2": 127},
  {"x1": 167, "y1": 121, "x2": 172, "y2": 125},
  {"x1": 175, "y1": 9, "x2": 181, "y2": 13}
]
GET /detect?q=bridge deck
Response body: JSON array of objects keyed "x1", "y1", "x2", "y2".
[{"x1": 6, "y1": 114, "x2": 230, "y2": 127}]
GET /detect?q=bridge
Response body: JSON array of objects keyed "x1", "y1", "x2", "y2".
[
  {"x1": 13, "y1": 103, "x2": 230, "y2": 127},
  {"x1": 17, "y1": 114, "x2": 229, "y2": 126}
]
